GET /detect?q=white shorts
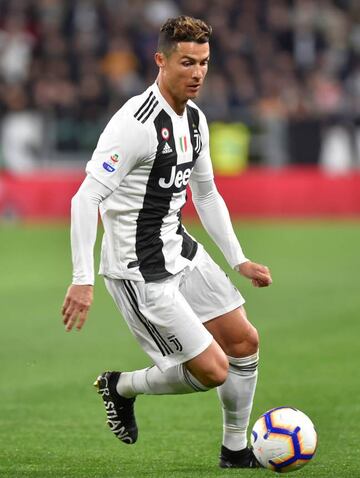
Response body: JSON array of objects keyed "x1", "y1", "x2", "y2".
[{"x1": 104, "y1": 249, "x2": 245, "y2": 371}]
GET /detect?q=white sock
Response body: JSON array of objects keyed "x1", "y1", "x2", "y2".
[
  {"x1": 217, "y1": 352, "x2": 259, "y2": 451},
  {"x1": 116, "y1": 364, "x2": 209, "y2": 397}
]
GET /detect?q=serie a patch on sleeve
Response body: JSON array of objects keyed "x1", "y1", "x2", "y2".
[{"x1": 103, "y1": 153, "x2": 120, "y2": 172}]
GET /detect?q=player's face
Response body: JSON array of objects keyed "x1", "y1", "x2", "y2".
[{"x1": 156, "y1": 42, "x2": 210, "y2": 108}]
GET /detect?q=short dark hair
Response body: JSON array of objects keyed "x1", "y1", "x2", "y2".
[{"x1": 158, "y1": 15, "x2": 212, "y2": 56}]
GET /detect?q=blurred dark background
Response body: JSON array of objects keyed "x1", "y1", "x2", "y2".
[{"x1": 0, "y1": 0, "x2": 359, "y2": 174}]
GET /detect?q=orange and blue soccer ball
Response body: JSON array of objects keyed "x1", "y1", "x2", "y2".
[{"x1": 251, "y1": 407, "x2": 317, "y2": 473}]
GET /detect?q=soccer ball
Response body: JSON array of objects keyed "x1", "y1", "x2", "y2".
[{"x1": 251, "y1": 407, "x2": 317, "y2": 473}]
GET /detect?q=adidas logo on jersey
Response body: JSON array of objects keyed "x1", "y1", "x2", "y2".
[{"x1": 162, "y1": 142, "x2": 173, "y2": 154}]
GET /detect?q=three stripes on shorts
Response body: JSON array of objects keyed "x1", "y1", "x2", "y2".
[{"x1": 122, "y1": 279, "x2": 175, "y2": 357}]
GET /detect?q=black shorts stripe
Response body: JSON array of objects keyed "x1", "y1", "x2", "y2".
[
  {"x1": 124, "y1": 280, "x2": 173, "y2": 355},
  {"x1": 136, "y1": 95, "x2": 157, "y2": 122},
  {"x1": 122, "y1": 280, "x2": 168, "y2": 356},
  {"x1": 141, "y1": 100, "x2": 159, "y2": 123},
  {"x1": 134, "y1": 91, "x2": 154, "y2": 119},
  {"x1": 123, "y1": 280, "x2": 173, "y2": 356}
]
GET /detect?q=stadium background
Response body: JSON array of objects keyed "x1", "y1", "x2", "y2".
[{"x1": 1, "y1": 1, "x2": 360, "y2": 477}]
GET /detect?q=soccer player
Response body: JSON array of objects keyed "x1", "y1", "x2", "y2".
[{"x1": 62, "y1": 15, "x2": 272, "y2": 469}]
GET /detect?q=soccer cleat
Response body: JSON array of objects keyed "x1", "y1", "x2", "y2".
[
  {"x1": 219, "y1": 445, "x2": 261, "y2": 469},
  {"x1": 94, "y1": 371, "x2": 138, "y2": 444}
]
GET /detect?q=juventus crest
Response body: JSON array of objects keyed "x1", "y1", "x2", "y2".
[{"x1": 193, "y1": 126, "x2": 202, "y2": 155}]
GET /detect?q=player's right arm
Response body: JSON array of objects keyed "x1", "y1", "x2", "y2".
[{"x1": 62, "y1": 176, "x2": 112, "y2": 332}]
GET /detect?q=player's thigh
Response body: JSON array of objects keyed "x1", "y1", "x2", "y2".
[
  {"x1": 205, "y1": 306, "x2": 259, "y2": 357},
  {"x1": 185, "y1": 338, "x2": 228, "y2": 387},
  {"x1": 180, "y1": 250, "x2": 258, "y2": 357},
  {"x1": 104, "y1": 275, "x2": 213, "y2": 372}
]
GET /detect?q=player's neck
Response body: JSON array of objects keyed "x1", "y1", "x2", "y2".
[{"x1": 156, "y1": 78, "x2": 186, "y2": 116}]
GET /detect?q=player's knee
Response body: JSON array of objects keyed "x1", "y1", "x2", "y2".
[
  {"x1": 186, "y1": 340, "x2": 229, "y2": 388},
  {"x1": 200, "y1": 356, "x2": 229, "y2": 388},
  {"x1": 202, "y1": 369, "x2": 228, "y2": 388},
  {"x1": 227, "y1": 326, "x2": 259, "y2": 358},
  {"x1": 247, "y1": 325, "x2": 259, "y2": 353}
]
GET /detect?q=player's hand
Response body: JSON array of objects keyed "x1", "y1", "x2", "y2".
[
  {"x1": 237, "y1": 261, "x2": 272, "y2": 288},
  {"x1": 62, "y1": 284, "x2": 93, "y2": 332}
]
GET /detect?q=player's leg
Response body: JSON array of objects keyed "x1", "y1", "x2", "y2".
[
  {"x1": 179, "y1": 250, "x2": 260, "y2": 468},
  {"x1": 115, "y1": 277, "x2": 229, "y2": 394},
  {"x1": 94, "y1": 340, "x2": 226, "y2": 445},
  {"x1": 205, "y1": 306, "x2": 260, "y2": 468},
  {"x1": 118, "y1": 339, "x2": 228, "y2": 396},
  {"x1": 95, "y1": 274, "x2": 229, "y2": 444}
]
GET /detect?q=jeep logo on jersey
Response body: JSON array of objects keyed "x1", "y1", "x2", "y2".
[{"x1": 159, "y1": 165, "x2": 192, "y2": 189}]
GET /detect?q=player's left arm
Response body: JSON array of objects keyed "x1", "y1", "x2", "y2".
[
  {"x1": 190, "y1": 178, "x2": 272, "y2": 288},
  {"x1": 190, "y1": 108, "x2": 272, "y2": 287}
]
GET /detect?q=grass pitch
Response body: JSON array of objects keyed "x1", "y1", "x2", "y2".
[{"x1": 1, "y1": 220, "x2": 359, "y2": 478}]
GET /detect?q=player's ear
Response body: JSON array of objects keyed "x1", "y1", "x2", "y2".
[{"x1": 155, "y1": 52, "x2": 166, "y2": 69}]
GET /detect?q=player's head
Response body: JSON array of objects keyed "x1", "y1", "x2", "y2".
[
  {"x1": 157, "y1": 15, "x2": 211, "y2": 57},
  {"x1": 155, "y1": 16, "x2": 212, "y2": 108}
]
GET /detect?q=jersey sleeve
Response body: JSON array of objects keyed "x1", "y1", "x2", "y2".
[
  {"x1": 71, "y1": 176, "x2": 112, "y2": 285},
  {"x1": 189, "y1": 179, "x2": 248, "y2": 269},
  {"x1": 191, "y1": 109, "x2": 214, "y2": 183},
  {"x1": 86, "y1": 110, "x2": 150, "y2": 191}
]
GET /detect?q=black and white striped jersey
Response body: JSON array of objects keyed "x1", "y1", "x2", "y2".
[{"x1": 86, "y1": 82, "x2": 214, "y2": 282}]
